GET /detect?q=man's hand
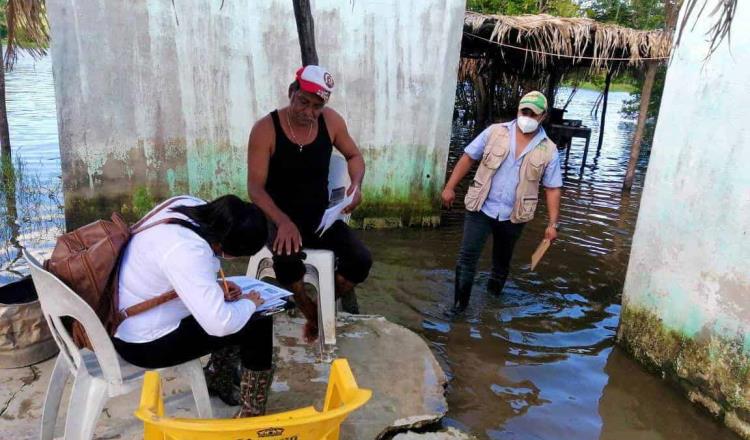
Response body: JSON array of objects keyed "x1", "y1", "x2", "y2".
[
  {"x1": 342, "y1": 185, "x2": 362, "y2": 214},
  {"x1": 222, "y1": 281, "x2": 243, "y2": 302},
  {"x1": 273, "y1": 219, "x2": 302, "y2": 255},
  {"x1": 544, "y1": 225, "x2": 558, "y2": 242},
  {"x1": 240, "y1": 290, "x2": 265, "y2": 308},
  {"x1": 441, "y1": 187, "x2": 456, "y2": 209}
]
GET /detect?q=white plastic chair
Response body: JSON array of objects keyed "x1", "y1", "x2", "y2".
[
  {"x1": 247, "y1": 247, "x2": 337, "y2": 360},
  {"x1": 22, "y1": 249, "x2": 212, "y2": 440},
  {"x1": 247, "y1": 153, "x2": 352, "y2": 361}
]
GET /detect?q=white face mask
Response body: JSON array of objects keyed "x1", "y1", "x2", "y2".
[{"x1": 517, "y1": 116, "x2": 540, "y2": 134}]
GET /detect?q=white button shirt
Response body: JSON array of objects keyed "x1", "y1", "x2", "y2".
[{"x1": 114, "y1": 196, "x2": 256, "y2": 343}]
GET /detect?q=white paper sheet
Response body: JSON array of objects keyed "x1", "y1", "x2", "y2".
[
  {"x1": 225, "y1": 276, "x2": 292, "y2": 312},
  {"x1": 316, "y1": 186, "x2": 356, "y2": 236}
]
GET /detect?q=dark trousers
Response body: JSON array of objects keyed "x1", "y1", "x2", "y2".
[
  {"x1": 269, "y1": 220, "x2": 372, "y2": 286},
  {"x1": 113, "y1": 315, "x2": 273, "y2": 371},
  {"x1": 454, "y1": 211, "x2": 525, "y2": 308}
]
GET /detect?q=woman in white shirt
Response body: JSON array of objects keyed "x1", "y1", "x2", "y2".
[{"x1": 112, "y1": 194, "x2": 273, "y2": 417}]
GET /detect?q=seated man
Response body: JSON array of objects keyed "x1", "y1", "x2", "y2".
[{"x1": 247, "y1": 65, "x2": 372, "y2": 341}]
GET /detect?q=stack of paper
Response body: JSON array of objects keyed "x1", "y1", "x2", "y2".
[
  {"x1": 316, "y1": 186, "x2": 357, "y2": 236},
  {"x1": 226, "y1": 276, "x2": 292, "y2": 312}
]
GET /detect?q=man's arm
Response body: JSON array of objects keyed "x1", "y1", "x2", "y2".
[
  {"x1": 324, "y1": 108, "x2": 365, "y2": 213},
  {"x1": 441, "y1": 126, "x2": 491, "y2": 208},
  {"x1": 544, "y1": 187, "x2": 561, "y2": 241},
  {"x1": 541, "y1": 149, "x2": 563, "y2": 242},
  {"x1": 441, "y1": 154, "x2": 477, "y2": 208},
  {"x1": 247, "y1": 117, "x2": 302, "y2": 255}
]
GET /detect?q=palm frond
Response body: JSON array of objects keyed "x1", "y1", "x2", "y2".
[{"x1": 5, "y1": 0, "x2": 50, "y2": 69}]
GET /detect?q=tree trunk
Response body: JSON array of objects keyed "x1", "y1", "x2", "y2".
[
  {"x1": 623, "y1": 62, "x2": 657, "y2": 192},
  {"x1": 596, "y1": 70, "x2": 613, "y2": 153},
  {"x1": 292, "y1": 0, "x2": 319, "y2": 66},
  {"x1": 0, "y1": 43, "x2": 11, "y2": 166}
]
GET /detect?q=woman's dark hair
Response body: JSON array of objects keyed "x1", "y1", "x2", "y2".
[{"x1": 169, "y1": 195, "x2": 267, "y2": 257}]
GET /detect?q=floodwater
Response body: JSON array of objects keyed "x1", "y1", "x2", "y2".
[{"x1": 1, "y1": 53, "x2": 739, "y2": 439}]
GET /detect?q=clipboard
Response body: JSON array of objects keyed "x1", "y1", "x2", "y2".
[{"x1": 530, "y1": 239, "x2": 551, "y2": 271}]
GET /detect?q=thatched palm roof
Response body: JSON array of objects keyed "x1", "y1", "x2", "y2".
[{"x1": 463, "y1": 12, "x2": 673, "y2": 73}]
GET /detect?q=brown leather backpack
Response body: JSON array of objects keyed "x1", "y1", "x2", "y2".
[{"x1": 45, "y1": 197, "x2": 188, "y2": 349}]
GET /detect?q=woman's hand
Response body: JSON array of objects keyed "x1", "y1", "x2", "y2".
[
  {"x1": 222, "y1": 281, "x2": 243, "y2": 302},
  {"x1": 239, "y1": 290, "x2": 265, "y2": 308}
]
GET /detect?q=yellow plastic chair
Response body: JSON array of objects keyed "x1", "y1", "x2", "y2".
[{"x1": 135, "y1": 358, "x2": 372, "y2": 440}]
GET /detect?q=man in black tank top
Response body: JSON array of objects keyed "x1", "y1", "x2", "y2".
[{"x1": 247, "y1": 66, "x2": 372, "y2": 342}]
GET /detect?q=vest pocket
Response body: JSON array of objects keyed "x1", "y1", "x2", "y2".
[
  {"x1": 482, "y1": 150, "x2": 504, "y2": 170},
  {"x1": 520, "y1": 195, "x2": 538, "y2": 218},
  {"x1": 464, "y1": 180, "x2": 482, "y2": 211},
  {"x1": 526, "y1": 162, "x2": 545, "y2": 181}
]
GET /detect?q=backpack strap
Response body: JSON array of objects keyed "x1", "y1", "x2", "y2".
[
  {"x1": 131, "y1": 196, "x2": 193, "y2": 233},
  {"x1": 115, "y1": 196, "x2": 197, "y2": 323},
  {"x1": 116, "y1": 289, "x2": 179, "y2": 324}
]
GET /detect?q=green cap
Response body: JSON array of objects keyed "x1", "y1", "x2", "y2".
[{"x1": 519, "y1": 91, "x2": 548, "y2": 114}]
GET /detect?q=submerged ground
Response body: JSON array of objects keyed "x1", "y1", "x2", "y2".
[{"x1": 0, "y1": 53, "x2": 739, "y2": 439}]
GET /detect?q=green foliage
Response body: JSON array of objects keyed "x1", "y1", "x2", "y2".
[
  {"x1": 621, "y1": 64, "x2": 667, "y2": 120},
  {"x1": 582, "y1": 0, "x2": 667, "y2": 30},
  {"x1": 131, "y1": 186, "x2": 156, "y2": 219},
  {"x1": 467, "y1": 0, "x2": 583, "y2": 17}
]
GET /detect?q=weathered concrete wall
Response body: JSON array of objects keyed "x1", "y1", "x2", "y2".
[
  {"x1": 617, "y1": 1, "x2": 750, "y2": 437},
  {"x1": 46, "y1": 0, "x2": 464, "y2": 227}
]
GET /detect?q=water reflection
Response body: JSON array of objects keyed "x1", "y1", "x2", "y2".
[
  {"x1": 357, "y1": 89, "x2": 736, "y2": 439},
  {"x1": 3, "y1": 54, "x2": 738, "y2": 439},
  {"x1": 0, "y1": 52, "x2": 63, "y2": 284}
]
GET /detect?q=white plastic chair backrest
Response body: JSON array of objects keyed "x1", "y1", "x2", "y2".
[
  {"x1": 23, "y1": 249, "x2": 123, "y2": 383},
  {"x1": 328, "y1": 151, "x2": 351, "y2": 205}
]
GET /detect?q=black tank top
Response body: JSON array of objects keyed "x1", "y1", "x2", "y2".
[{"x1": 266, "y1": 110, "x2": 333, "y2": 233}]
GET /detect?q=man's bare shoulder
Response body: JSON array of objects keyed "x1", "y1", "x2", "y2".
[
  {"x1": 251, "y1": 113, "x2": 275, "y2": 135},
  {"x1": 322, "y1": 107, "x2": 346, "y2": 127},
  {"x1": 249, "y1": 113, "x2": 276, "y2": 148}
]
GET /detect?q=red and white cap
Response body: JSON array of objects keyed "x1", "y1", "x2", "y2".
[{"x1": 295, "y1": 65, "x2": 335, "y2": 102}]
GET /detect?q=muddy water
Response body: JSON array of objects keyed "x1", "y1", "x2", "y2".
[
  {"x1": 3, "y1": 54, "x2": 739, "y2": 439},
  {"x1": 356, "y1": 91, "x2": 738, "y2": 439}
]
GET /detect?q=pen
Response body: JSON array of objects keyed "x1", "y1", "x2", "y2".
[{"x1": 219, "y1": 268, "x2": 229, "y2": 296}]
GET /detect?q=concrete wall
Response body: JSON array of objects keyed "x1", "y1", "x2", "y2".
[
  {"x1": 618, "y1": 1, "x2": 750, "y2": 436},
  {"x1": 46, "y1": 0, "x2": 465, "y2": 227}
]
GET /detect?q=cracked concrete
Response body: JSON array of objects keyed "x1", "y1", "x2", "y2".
[{"x1": 0, "y1": 314, "x2": 466, "y2": 439}]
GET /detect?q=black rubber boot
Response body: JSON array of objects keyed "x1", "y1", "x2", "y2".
[
  {"x1": 204, "y1": 346, "x2": 241, "y2": 406},
  {"x1": 340, "y1": 287, "x2": 360, "y2": 314},
  {"x1": 487, "y1": 275, "x2": 508, "y2": 296},
  {"x1": 235, "y1": 367, "x2": 275, "y2": 418},
  {"x1": 446, "y1": 276, "x2": 471, "y2": 317}
]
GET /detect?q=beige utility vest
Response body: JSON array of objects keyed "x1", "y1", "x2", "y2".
[{"x1": 464, "y1": 123, "x2": 557, "y2": 223}]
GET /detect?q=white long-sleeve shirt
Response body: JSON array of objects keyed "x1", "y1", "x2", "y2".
[{"x1": 114, "y1": 196, "x2": 256, "y2": 343}]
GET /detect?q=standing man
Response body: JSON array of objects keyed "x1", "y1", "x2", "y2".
[
  {"x1": 247, "y1": 66, "x2": 372, "y2": 341},
  {"x1": 441, "y1": 91, "x2": 562, "y2": 314}
]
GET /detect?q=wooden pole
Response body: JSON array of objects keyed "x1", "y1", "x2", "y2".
[
  {"x1": 623, "y1": 62, "x2": 658, "y2": 191},
  {"x1": 292, "y1": 0, "x2": 319, "y2": 66},
  {"x1": 596, "y1": 70, "x2": 613, "y2": 153},
  {"x1": 546, "y1": 68, "x2": 560, "y2": 109}
]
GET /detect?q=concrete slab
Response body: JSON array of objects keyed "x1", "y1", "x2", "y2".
[
  {"x1": 392, "y1": 427, "x2": 477, "y2": 439},
  {"x1": 0, "y1": 314, "x2": 448, "y2": 439}
]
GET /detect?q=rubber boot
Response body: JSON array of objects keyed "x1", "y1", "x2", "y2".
[
  {"x1": 336, "y1": 274, "x2": 360, "y2": 314},
  {"x1": 235, "y1": 367, "x2": 275, "y2": 418},
  {"x1": 487, "y1": 275, "x2": 508, "y2": 296},
  {"x1": 448, "y1": 275, "x2": 471, "y2": 316},
  {"x1": 204, "y1": 346, "x2": 241, "y2": 406},
  {"x1": 340, "y1": 287, "x2": 360, "y2": 314}
]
